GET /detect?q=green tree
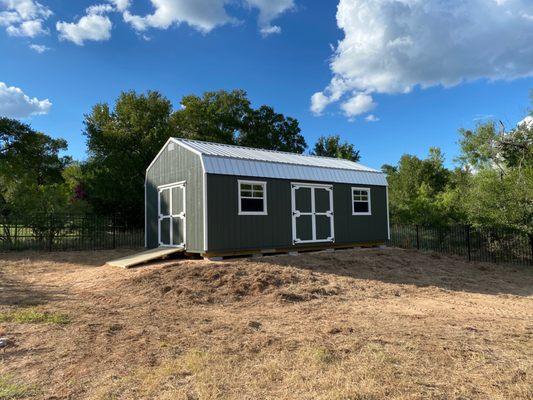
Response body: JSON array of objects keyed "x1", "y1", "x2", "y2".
[
  {"x1": 238, "y1": 105, "x2": 306, "y2": 153},
  {"x1": 383, "y1": 148, "x2": 454, "y2": 226},
  {"x1": 0, "y1": 118, "x2": 70, "y2": 216},
  {"x1": 312, "y1": 135, "x2": 360, "y2": 162},
  {"x1": 83, "y1": 91, "x2": 174, "y2": 223},
  {"x1": 171, "y1": 90, "x2": 250, "y2": 144},
  {"x1": 462, "y1": 168, "x2": 532, "y2": 234},
  {"x1": 457, "y1": 119, "x2": 532, "y2": 235},
  {"x1": 171, "y1": 89, "x2": 307, "y2": 153},
  {"x1": 458, "y1": 120, "x2": 533, "y2": 172}
]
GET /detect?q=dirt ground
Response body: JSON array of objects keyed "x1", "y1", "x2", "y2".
[{"x1": 0, "y1": 247, "x2": 531, "y2": 400}]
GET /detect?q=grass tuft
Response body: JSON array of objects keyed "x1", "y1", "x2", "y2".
[
  {"x1": 0, "y1": 375, "x2": 34, "y2": 399},
  {"x1": 311, "y1": 347, "x2": 336, "y2": 365},
  {"x1": 0, "y1": 309, "x2": 69, "y2": 324}
]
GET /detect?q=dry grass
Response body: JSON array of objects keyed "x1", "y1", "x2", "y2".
[{"x1": 0, "y1": 247, "x2": 531, "y2": 399}]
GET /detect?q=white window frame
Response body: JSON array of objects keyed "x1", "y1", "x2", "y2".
[
  {"x1": 238, "y1": 180, "x2": 267, "y2": 216},
  {"x1": 351, "y1": 187, "x2": 371, "y2": 216}
]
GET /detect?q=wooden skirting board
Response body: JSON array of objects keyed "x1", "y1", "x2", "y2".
[{"x1": 200, "y1": 241, "x2": 384, "y2": 260}]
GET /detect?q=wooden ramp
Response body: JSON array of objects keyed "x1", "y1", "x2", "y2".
[{"x1": 106, "y1": 247, "x2": 184, "y2": 268}]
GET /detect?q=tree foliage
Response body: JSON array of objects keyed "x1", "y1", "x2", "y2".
[
  {"x1": 0, "y1": 118, "x2": 71, "y2": 217},
  {"x1": 172, "y1": 89, "x2": 307, "y2": 153},
  {"x1": 171, "y1": 90, "x2": 249, "y2": 144},
  {"x1": 312, "y1": 135, "x2": 360, "y2": 162},
  {"x1": 83, "y1": 91, "x2": 174, "y2": 223},
  {"x1": 386, "y1": 113, "x2": 533, "y2": 235},
  {"x1": 238, "y1": 105, "x2": 306, "y2": 153}
]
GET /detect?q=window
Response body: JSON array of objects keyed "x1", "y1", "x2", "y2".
[
  {"x1": 352, "y1": 187, "x2": 371, "y2": 215},
  {"x1": 238, "y1": 180, "x2": 267, "y2": 215}
]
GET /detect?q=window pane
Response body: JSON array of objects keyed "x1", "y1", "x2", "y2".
[
  {"x1": 241, "y1": 190, "x2": 252, "y2": 197},
  {"x1": 241, "y1": 198, "x2": 264, "y2": 212},
  {"x1": 353, "y1": 201, "x2": 369, "y2": 213},
  {"x1": 241, "y1": 184, "x2": 252, "y2": 190},
  {"x1": 353, "y1": 189, "x2": 369, "y2": 201},
  {"x1": 252, "y1": 191, "x2": 263, "y2": 198},
  {"x1": 252, "y1": 184, "x2": 263, "y2": 191}
]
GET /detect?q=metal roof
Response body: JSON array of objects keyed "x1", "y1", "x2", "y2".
[{"x1": 172, "y1": 138, "x2": 388, "y2": 186}]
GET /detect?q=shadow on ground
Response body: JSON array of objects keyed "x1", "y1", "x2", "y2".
[
  {"x1": 0, "y1": 270, "x2": 65, "y2": 306},
  {"x1": 251, "y1": 248, "x2": 533, "y2": 297},
  {"x1": 0, "y1": 248, "x2": 141, "y2": 268}
]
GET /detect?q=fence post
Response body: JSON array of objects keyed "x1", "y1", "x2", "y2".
[
  {"x1": 14, "y1": 221, "x2": 18, "y2": 250},
  {"x1": 112, "y1": 214, "x2": 116, "y2": 249},
  {"x1": 529, "y1": 234, "x2": 533, "y2": 266},
  {"x1": 415, "y1": 225, "x2": 420, "y2": 250},
  {"x1": 466, "y1": 225, "x2": 471, "y2": 262},
  {"x1": 48, "y1": 214, "x2": 53, "y2": 252}
]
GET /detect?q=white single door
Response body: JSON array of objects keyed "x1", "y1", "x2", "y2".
[
  {"x1": 291, "y1": 183, "x2": 334, "y2": 244},
  {"x1": 158, "y1": 182, "x2": 186, "y2": 247}
]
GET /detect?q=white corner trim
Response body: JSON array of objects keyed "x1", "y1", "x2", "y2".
[
  {"x1": 237, "y1": 179, "x2": 268, "y2": 216},
  {"x1": 202, "y1": 169, "x2": 208, "y2": 252},
  {"x1": 351, "y1": 186, "x2": 372, "y2": 216},
  {"x1": 144, "y1": 176, "x2": 147, "y2": 248},
  {"x1": 386, "y1": 186, "x2": 390, "y2": 240}
]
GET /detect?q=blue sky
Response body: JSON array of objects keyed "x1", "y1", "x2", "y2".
[{"x1": 1, "y1": 0, "x2": 532, "y2": 170}]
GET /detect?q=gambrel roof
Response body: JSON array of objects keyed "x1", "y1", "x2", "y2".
[{"x1": 156, "y1": 138, "x2": 388, "y2": 186}]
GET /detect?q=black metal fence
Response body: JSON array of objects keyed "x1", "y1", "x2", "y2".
[
  {"x1": 2, "y1": 214, "x2": 532, "y2": 266},
  {"x1": 0, "y1": 214, "x2": 143, "y2": 251},
  {"x1": 388, "y1": 224, "x2": 533, "y2": 266}
]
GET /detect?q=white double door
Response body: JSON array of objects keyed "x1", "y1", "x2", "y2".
[
  {"x1": 291, "y1": 183, "x2": 334, "y2": 244},
  {"x1": 158, "y1": 182, "x2": 186, "y2": 247}
]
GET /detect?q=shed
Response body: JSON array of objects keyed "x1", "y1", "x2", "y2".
[{"x1": 145, "y1": 138, "x2": 389, "y2": 257}]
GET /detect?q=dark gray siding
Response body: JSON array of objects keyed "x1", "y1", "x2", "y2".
[
  {"x1": 206, "y1": 174, "x2": 388, "y2": 252},
  {"x1": 145, "y1": 142, "x2": 204, "y2": 251},
  {"x1": 333, "y1": 184, "x2": 388, "y2": 243},
  {"x1": 206, "y1": 175, "x2": 292, "y2": 252}
]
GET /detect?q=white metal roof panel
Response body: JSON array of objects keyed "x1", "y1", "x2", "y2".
[{"x1": 174, "y1": 138, "x2": 387, "y2": 186}]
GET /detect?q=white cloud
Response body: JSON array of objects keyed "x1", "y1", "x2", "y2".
[
  {"x1": 245, "y1": 0, "x2": 294, "y2": 36},
  {"x1": 121, "y1": 0, "x2": 294, "y2": 35},
  {"x1": 6, "y1": 18, "x2": 47, "y2": 36},
  {"x1": 365, "y1": 114, "x2": 379, "y2": 122},
  {"x1": 86, "y1": 4, "x2": 115, "y2": 15},
  {"x1": 0, "y1": 11, "x2": 20, "y2": 26},
  {"x1": 518, "y1": 115, "x2": 533, "y2": 128},
  {"x1": 310, "y1": 92, "x2": 331, "y2": 115},
  {"x1": 313, "y1": 0, "x2": 533, "y2": 117},
  {"x1": 29, "y1": 43, "x2": 49, "y2": 53},
  {"x1": 123, "y1": 0, "x2": 233, "y2": 33},
  {"x1": 260, "y1": 25, "x2": 280, "y2": 36},
  {"x1": 0, "y1": 0, "x2": 51, "y2": 20},
  {"x1": 340, "y1": 93, "x2": 376, "y2": 118},
  {"x1": 57, "y1": 13, "x2": 112, "y2": 45},
  {"x1": 0, "y1": 82, "x2": 51, "y2": 118},
  {"x1": 0, "y1": 0, "x2": 52, "y2": 37}
]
